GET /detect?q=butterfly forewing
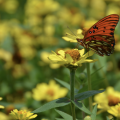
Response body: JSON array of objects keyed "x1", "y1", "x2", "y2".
[{"x1": 84, "y1": 14, "x2": 119, "y2": 39}]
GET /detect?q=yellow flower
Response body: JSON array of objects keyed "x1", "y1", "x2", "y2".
[
  {"x1": 94, "y1": 87, "x2": 120, "y2": 110},
  {"x1": 32, "y1": 80, "x2": 68, "y2": 101},
  {"x1": 0, "y1": 97, "x2": 4, "y2": 109},
  {"x1": 108, "y1": 103, "x2": 120, "y2": 118},
  {"x1": 115, "y1": 42, "x2": 120, "y2": 51},
  {"x1": 0, "y1": 112, "x2": 8, "y2": 119},
  {"x1": 62, "y1": 29, "x2": 84, "y2": 43},
  {"x1": 48, "y1": 48, "x2": 97, "y2": 68},
  {"x1": 0, "y1": 49, "x2": 12, "y2": 62},
  {"x1": 19, "y1": 47, "x2": 36, "y2": 59},
  {"x1": 10, "y1": 109, "x2": 37, "y2": 120},
  {"x1": 3, "y1": 0, "x2": 19, "y2": 14}
]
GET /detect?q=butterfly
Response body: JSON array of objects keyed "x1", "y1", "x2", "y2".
[{"x1": 76, "y1": 14, "x2": 119, "y2": 56}]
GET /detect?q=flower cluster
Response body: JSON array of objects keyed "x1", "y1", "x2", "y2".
[
  {"x1": 94, "y1": 87, "x2": 120, "y2": 110},
  {"x1": 94, "y1": 86, "x2": 120, "y2": 118}
]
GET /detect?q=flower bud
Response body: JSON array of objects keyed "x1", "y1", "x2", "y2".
[
  {"x1": 79, "y1": 72, "x2": 87, "y2": 84},
  {"x1": 84, "y1": 116, "x2": 92, "y2": 120}
]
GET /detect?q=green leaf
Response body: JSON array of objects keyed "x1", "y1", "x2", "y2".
[
  {"x1": 55, "y1": 118, "x2": 64, "y2": 120},
  {"x1": 73, "y1": 101, "x2": 91, "y2": 114},
  {"x1": 32, "y1": 97, "x2": 70, "y2": 113},
  {"x1": 54, "y1": 78, "x2": 70, "y2": 90},
  {"x1": 55, "y1": 109, "x2": 79, "y2": 120},
  {"x1": 54, "y1": 78, "x2": 78, "y2": 93},
  {"x1": 75, "y1": 90, "x2": 105, "y2": 101},
  {"x1": 114, "y1": 80, "x2": 120, "y2": 91},
  {"x1": 91, "y1": 104, "x2": 97, "y2": 120}
]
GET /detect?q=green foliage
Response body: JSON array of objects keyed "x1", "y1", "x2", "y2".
[{"x1": 32, "y1": 98, "x2": 70, "y2": 113}]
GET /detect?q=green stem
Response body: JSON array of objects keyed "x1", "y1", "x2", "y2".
[
  {"x1": 70, "y1": 69, "x2": 76, "y2": 120},
  {"x1": 86, "y1": 63, "x2": 93, "y2": 112}
]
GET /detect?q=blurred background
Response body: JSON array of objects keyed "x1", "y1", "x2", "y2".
[{"x1": 0, "y1": 0, "x2": 120, "y2": 119}]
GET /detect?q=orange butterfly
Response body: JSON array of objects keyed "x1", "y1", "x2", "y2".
[{"x1": 77, "y1": 14, "x2": 119, "y2": 56}]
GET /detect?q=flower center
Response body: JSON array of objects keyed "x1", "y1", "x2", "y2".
[
  {"x1": 47, "y1": 89, "x2": 54, "y2": 97},
  {"x1": 18, "y1": 111, "x2": 23, "y2": 114},
  {"x1": 107, "y1": 95, "x2": 120, "y2": 106},
  {"x1": 65, "y1": 49, "x2": 80, "y2": 62}
]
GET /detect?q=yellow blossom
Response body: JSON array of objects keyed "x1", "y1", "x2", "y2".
[
  {"x1": 19, "y1": 47, "x2": 36, "y2": 59},
  {"x1": 115, "y1": 42, "x2": 120, "y2": 51},
  {"x1": 108, "y1": 103, "x2": 120, "y2": 118},
  {"x1": 0, "y1": 49, "x2": 12, "y2": 62},
  {"x1": 62, "y1": 29, "x2": 84, "y2": 43},
  {"x1": 94, "y1": 87, "x2": 120, "y2": 111},
  {"x1": 0, "y1": 112, "x2": 8, "y2": 119},
  {"x1": 48, "y1": 48, "x2": 97, "y2": 68},
  {"x1": 3, "y1": 0, "x2": 19, "y2": 14},
  {"x1": 0, "y1": 97, "x2": 4, "y2": 109},
  {"x1": 32, "y1": 80, "x2": 68, "y2": 101},
  {"x1": 10, "y1": 109, "x2": 37, "y2": 120}
]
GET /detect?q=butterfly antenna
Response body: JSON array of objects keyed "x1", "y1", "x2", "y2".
[{"x1": 67, "y1": 26, "x2": 77, "y2": 36}]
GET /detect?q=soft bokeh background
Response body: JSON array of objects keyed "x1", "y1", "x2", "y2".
[{"x1": 0, "y1": 0, "x2": 120, "y2": 119}]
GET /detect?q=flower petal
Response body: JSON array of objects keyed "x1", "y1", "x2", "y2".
[
  {"x1": 77, "y1": 59, "x2": 98, "y2": 64},
  {"x1": 82, "y1": 50, "x2": 95, "y2": 58},
  {"x1": 79, "y1": 49, "x2": 85, "y2": 56},
  {"x1": 0, "y1": 105, "x2": 4, "y2": 109},
  {"x1": 29, "y1": 114, "x2": 38, "y2": 119},
  {"x1": 66, "y1": 54, "x2": 73, "y2": 63},
  {"x1": 62, "y1": 36, "x2": 77, "y2": 42},
  {"x1": 58, "y1": 50, "x2": 65, "y2": 57},
  {"x1": 77, "y1": 29, "x2": 82, "y2": 34},
  {"x1": 48, "y1": 55, "x2": 62, "y2": 61}
]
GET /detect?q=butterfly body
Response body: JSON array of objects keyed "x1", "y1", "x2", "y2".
[{"x1": 77, "y1": 14, "x2": 119, "y2": 56}]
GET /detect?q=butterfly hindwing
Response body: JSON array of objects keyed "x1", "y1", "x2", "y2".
[{"x1": 84, "y1": 35, "x2": 115, "y2": 56}]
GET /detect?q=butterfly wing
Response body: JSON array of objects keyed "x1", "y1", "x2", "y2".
[
  {"x1": 83, "y1": 14, "x2": 119, "y2": 56},
  {"x1": 85, "y1": 36, "x2": 115, "y2": 56},
  {"x1": 84, "y1": 14, "x2": 119, "y2": 39}
]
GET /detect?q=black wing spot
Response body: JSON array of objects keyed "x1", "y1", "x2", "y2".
[
  {"x1": 93, "y1": 25, "x2": 98, "y2": 29},
  {"x1": 93, "y1": 30, "x2": 95, "y2": 33},
  {"x1": 103, "y1": 30, "x2": 105, "y2": 32},
  {"x1": 89, "y1": 31, "x2": 92, "y2": 34},
  {"x1": 93, "y1": 25, "x2": 96, "y2": 29},
  {"x1": 112, "y1": 25, "x2": 116, "y2": 27},
  {"x1": 110, "y1": 28, "x2": 114, "y2": 31},
  {"x1": 110, "y1": 32, "x2": 114, "y2": 35},
  {"x1": 104, "y1": 27, "x2": 106, "y2": 29}
]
